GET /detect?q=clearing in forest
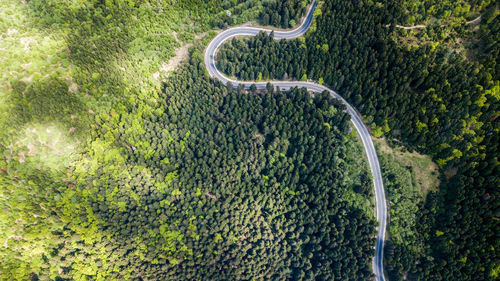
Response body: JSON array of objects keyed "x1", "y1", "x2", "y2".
[{"x1": 373, "y1": 137, "x2": 439, "y2": 197}]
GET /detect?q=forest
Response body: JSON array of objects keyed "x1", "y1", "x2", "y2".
[
  {"x1": 1, "y1": 0, "x2": 376, "y2": 280},
  {"x1": 218, "y1": 0, "x2": 499, "y2": 280},
  {"x1": 1, "y1": 41, "x2": 377, "y2": 280},
  {"x1": 1, "y1": 0, "x2": 498, "y2": 280},
  {"x1": 258, "y1": 0, "x2": 312, "y2": 28}
]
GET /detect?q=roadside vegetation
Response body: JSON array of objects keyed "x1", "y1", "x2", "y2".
[
  {"x1": 399, "y1": 0, "x2": 489, "y2": 25},
  {"x1": 258, "y1": 0, "x2": 312, "y2": 29},
  {"x1": 343, "y1": 129, "x2": 374, "y2": 217},
  {"x1": 374, "y1": 138, "x2": 437, "y2": 281}
]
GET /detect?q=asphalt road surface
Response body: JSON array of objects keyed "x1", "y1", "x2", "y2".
[{"x1": 204, "y1": 1, "x2": 387, "y2": 280}]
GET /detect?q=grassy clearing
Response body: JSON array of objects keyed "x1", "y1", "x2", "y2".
[
  {"x1": 373, "y1": 137, "x2": 439, "y2": 197},
  {"x1": 373, "y1": 136, "x2": 437, "y2": 251}
]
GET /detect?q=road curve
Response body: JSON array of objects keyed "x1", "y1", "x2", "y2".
[{"x1": 204, "y1": 1, "x2": 387, "y2": 280}]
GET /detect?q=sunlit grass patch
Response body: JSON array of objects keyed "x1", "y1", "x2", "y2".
[
  {"x1": 373, "y1": 137, "x2": 440, "y2": 197},
  {"x1": 8, "y1": 124, "x2": 78, "y2": 171}
]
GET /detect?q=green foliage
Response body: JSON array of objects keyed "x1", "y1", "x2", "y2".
[
  {"x1": 400, "y1": 0, "x2": 489, "y2": 25},
  {"x1": 2, "y1": 0, "x2": 498, "y2": 280},
  {"x1": 343, "y1": 130, "x2": 374, "y2": 216},
  {"x1": 379, "y1": 152, "x2": 423, "y2": 245},
  {"x1": 217, "y1": 32, "x2": 309, "y2": 80},
  {"x1": 371, "y1": 123, "x2": 384, "y2": 138},
  {"x1": 0, "y1": 0, "x2": 269, "y2": 279},
  {"x1": 378, "y1": 145, "x2": 429, "y2": 281},
  {"x1": 1, "y1": 28, "x2": 376, "y2": 279},
  {"x1": 65, "y1": 50, "x2": 372, "y2": 279},
  {"x1": 218, "y1": 0, "x2": 500, "y2": 280},
  {"x1": 258, "y1": 0, "x2": 311, "y2": 28}
]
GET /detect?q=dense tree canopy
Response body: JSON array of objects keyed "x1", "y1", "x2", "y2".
[
  {"x1": 1, "y1": 0, "x2": 498, "y2": 280},
  {"x1": 1, "y1": 0, "x2": 376, "y2": 279},
  {"x1": 1, "y1": 39, "x2": 376, "y2": 279},
  {"x1": 68, "y1": 54, "x2": 376, "y2": 280},
  {"x1": 258, "y1": 0, "x2": 311, "y2": 28},
  {"x1": 218, "y1": 0, "x2": 500, "y2": 280}
]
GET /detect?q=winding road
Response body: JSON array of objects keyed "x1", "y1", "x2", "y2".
[{"x1": 204, "y1": 1, "x2": 387, "y2": 280}]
